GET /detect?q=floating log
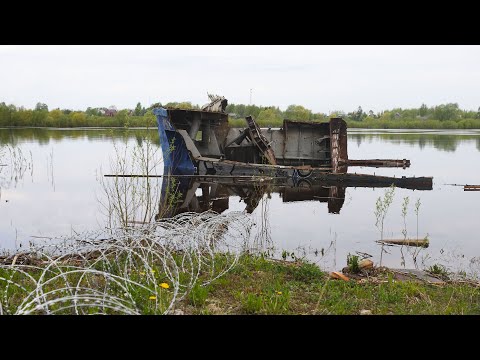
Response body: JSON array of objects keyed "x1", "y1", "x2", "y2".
[
  {"x1": 464, "y1": 185, "x2": 480, "y2": 191},
  {"x1": 344, "y1": 159, "x2": 410, "y2": 168},
  {"x1": 376, "y1": 238, "x2": 429, "y2": 248}
]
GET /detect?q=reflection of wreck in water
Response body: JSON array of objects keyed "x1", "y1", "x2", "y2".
[
  {"x1": 152, "y1": 95, "x2": 433, "y2": 218},
  {"x1": 156, "y1": 173, "x2": 433, "y2": 219},
  {"x1": 157, "y1": 177, "x2": 345, "y2": 219}
]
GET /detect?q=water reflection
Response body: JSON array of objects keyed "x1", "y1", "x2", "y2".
[
  {"x1": 156, "y1": 175, "x2": 434, "y2": 220},
  {"x1": 1, "y1": 127, "x2": 480, "y2": 153},
  {"x1": 0, "y1": 128, "x2": 159, "y2": 147},
  {"x1": 349, "y1": 131, "x2": 480, "y2": 152}
]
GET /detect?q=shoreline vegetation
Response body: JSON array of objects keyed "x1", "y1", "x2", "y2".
[
  {"x1": 1, "y1": 251, "x2": 479, "y2": 315},
  {"x1": 2, "y1": 101, "x2": 480, "y2": 129}
]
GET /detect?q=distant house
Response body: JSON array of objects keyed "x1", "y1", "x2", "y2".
[
  {"x1": 97, "y1": 107, "x2": 117, "y2": 117},
  {"x1": 394, "y1": 112, "x2": 401, "y2": 119}
]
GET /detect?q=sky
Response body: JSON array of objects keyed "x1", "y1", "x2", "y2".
[{"x1": 1, "y1": 45, "x2": 480, "y2": 114}]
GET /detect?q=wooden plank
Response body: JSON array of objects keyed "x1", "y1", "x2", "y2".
[{"x1": 376, "y1": 239, "x2": 429, "y2": 248}]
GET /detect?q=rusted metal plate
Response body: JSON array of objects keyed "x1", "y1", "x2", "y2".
[
  {"x1": 168, "y1": 108, "x2": 229, "y2": 158},
  {"x1": 464, "y1": 185, "x2": 480, "y2": 191},
  {"x1": 329, "y1": 118, "x2": 348, "y2": 173},
  {"x1": 245, "y1": 116, "x2": 277, "y2": 165},
  {"x1": 281, "y1": 120, "x2": 331, "y2": 167}
]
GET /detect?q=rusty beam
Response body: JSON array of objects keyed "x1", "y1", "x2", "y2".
[{"x1": 464, "y1": 185, "x2": 480, "y2": 191}]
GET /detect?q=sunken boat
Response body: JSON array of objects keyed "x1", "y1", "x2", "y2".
[{"x1": 152, "y1": 95, "x2": 432, "y2": 191}]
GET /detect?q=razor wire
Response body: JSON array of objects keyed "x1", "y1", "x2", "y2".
[{"x1": 0, "y1": 210, "x2": 252, "y2": 315}]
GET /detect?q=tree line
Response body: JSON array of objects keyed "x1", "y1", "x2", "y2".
[{"x1": 2, "y1": 101, "x2": 480, "y2": 129}]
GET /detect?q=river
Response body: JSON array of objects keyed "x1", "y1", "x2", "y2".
[{"x1": 1, "y1": 127, "x2": 480, "y2": 277}]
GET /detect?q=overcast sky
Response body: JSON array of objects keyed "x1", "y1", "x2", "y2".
[{"x1": 1, "y1": 45, "x2": 480, "y2": 114}]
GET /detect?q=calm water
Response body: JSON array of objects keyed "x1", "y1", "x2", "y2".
[{"x1": 1, "y1": 128, "x2": 480, "y2": 276}]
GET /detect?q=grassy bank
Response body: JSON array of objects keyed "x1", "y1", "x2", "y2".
[
  {"x1": 177, "y1": 256, "x2": 480, "y2": 315},
  {"x1": 2, "y1": 253, "x2": 479, "y2": 315}
]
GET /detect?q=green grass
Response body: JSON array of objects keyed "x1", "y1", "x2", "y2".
[
  {"x1": 188, "y1": 283, "x2": 210, "y2": 307},
  {"x1": 1, "y1": 254, "x2": 479, "y2": 315},
  {"x1": 347, "y1": 254, "x2": 360, "y2": 274},
  {"x1": 181, "y1": 255, "x2": 480, "y2": 315},
  {"x1": 427, "y1": 264, "x2": 450, "y2": 280}
]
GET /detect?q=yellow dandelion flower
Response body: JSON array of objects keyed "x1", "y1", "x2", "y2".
[
  {"x1": 276, "y1": 291, "x2": 282, "y2": 295},
  {"x1": 160, "y1": 283, "x2": 170, "y2": 289},
  {"x1": 149, "y1": 296, "x2": 156, "y2": 300},
  {"x1": 139, "y1": 272, "x2": 146, "y2": 276}
]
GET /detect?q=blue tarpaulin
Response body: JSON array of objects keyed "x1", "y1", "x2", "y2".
[{"x1": 153, "y1": 108, "x2": 196, "y2": 176}]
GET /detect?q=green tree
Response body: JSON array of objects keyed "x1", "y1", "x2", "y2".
[
  {"x1": 419, "y1": 103, "x2": 428, "y2": 117},
  {"x1": 433, "y1": 103, "x2": 460, "y2": 121},
  {"x1": 134, "y1": 102, "x2": 143, "y2": 116},
  {"x1": 312, "y1": 112, "x2": 327, "y2": 122},
  {"x1": 0, "y1": 102, "x2": 13, "y2": 126},
  {"x1": 148, "y1": 102, "x2": 163, "y2": 110},
  {"x1": 164, "y1": 102, "x2": 195, "y2": 110},
  {"x1": 35, "y1": 102, "x2": 48, "y2": 111},
  {"x1": 71, "y1": 112, "x2": 87, "y2": 127},
  {"x1": 143, "y1": 110, "x2": 157, "y2": 127},
  {"x1": 284, "y1": 105, "x2": 312, "y2": 121},
  {"x1": 234, "y1": 104, "x2": 246, "y2": 117},
  {"x1": 257, "y1": 107, "x2": 282, "y2": 124},
  {"x1": 116, "y1": 109, "x2": 130, "y2": 126},
  {"x1": 86, "y1": 107, "x2": 101, "y2": 116},
  {"x1": 245, "y1": 105, "x2": 261, "y2": 118},
  {"x1": 350, "y1": 106, "x2": 365, "y2": 121}
]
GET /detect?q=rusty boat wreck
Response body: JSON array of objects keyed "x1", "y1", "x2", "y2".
[{"x1": 152, "y1": 95, "x2": 432, "y2": 195}]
